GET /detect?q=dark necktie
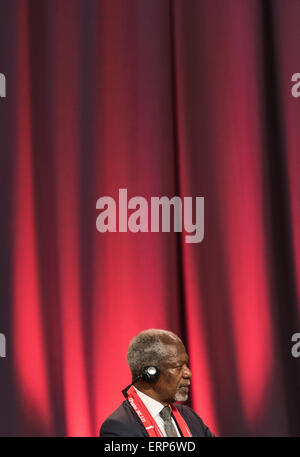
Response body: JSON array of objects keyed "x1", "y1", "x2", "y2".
[{"x1": 159, "y1": 406, "x2": 178, "y2": 437}]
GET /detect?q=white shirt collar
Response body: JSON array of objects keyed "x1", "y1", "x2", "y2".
[
  {"x1": 134, "y1": 386, "x2": 166, "y2": 421},
  {"x1": 133, "y1": 386, "x2": 181, "y2": 437}
]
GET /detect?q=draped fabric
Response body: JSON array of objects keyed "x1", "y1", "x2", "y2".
[{"x1": 0, "y1": 0, "x2": 300, "y2": 436}]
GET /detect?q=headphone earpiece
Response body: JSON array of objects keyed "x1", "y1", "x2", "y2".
[
  {"x1": 141, "y1": 366, "x2": 160, "y2": 383},
  {"x1": 121, "y1": 366, "x2": 160, "y2": 397}
]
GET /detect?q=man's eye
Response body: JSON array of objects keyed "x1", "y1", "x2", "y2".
[{"x1": 173, "y1": 363, "x2": 190, "y2": 370}]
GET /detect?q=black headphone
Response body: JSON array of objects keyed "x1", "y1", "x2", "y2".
[
  {"x1": 140, "y1": 366, "x2": 160, "y2": 383},
  {"x1": 122, "y1": 366, "x2": 160, "y2": 397}
]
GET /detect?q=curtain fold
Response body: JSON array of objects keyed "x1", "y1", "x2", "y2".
[{"x1": 0, "y1": 0, "x2": 298, "y2": 436}]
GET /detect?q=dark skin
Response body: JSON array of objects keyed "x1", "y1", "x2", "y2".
[{"x1": 134, "y1": 337, "x2": 192, "y2": 406}]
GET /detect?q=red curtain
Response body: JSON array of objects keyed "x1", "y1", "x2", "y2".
[{"x1": 1, "y1": 0, "x2": 300, "y2": 436}]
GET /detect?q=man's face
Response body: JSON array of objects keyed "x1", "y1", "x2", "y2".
[{"x1": 154, "y1": 340, "x2": 192, "y2": 404}]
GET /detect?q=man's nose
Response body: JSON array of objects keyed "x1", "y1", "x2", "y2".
[{"x1": 183, "y1": 364, "x2": 192, "y2": 379}]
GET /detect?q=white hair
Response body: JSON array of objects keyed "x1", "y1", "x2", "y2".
[{"x1": 127, "y1": 329, "x2": 181, "y2": 379}]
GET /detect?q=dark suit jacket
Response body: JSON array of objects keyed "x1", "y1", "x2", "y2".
[{"x1": 100, "y1": 400, "x2": 214, "y2": 437}]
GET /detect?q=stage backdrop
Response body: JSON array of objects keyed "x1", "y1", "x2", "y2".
[{"x1": 0, "y1": 0, "x2": 300, "y2": 436}]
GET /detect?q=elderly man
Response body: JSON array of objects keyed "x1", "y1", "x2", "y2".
[{"x1": 100, "y1": 329, "x2": 214, "y2": 437}]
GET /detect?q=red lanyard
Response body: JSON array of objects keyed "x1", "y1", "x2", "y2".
[{"x1": 126, "y1": 386, "x2": 192, "y2": 437}]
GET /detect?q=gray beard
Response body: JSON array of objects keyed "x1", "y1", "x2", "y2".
[{"x1": 174, "y1": 389, "x2": 189, "y2": 402}]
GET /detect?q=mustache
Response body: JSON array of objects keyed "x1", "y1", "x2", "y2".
[{"x1": 178, "y1": 382, "x2": 191, "y2": 388}]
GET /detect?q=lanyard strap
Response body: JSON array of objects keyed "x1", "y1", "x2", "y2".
[{"x1": 126, "y1": 386, "x2": 192, "y2": 437}]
